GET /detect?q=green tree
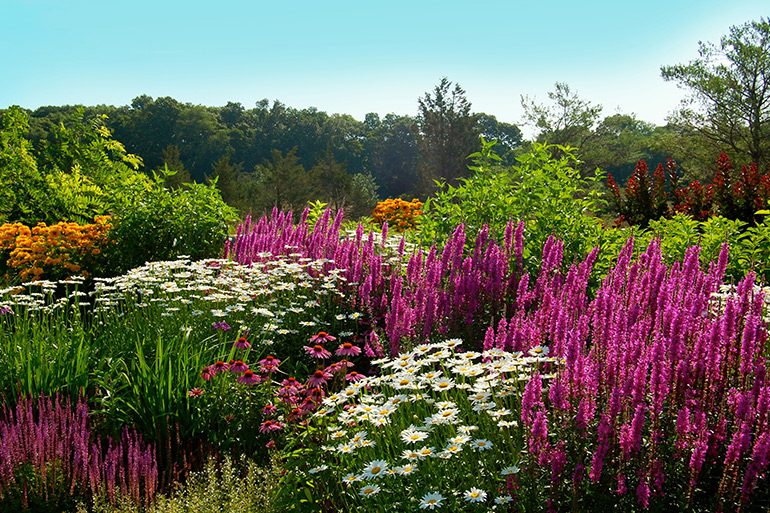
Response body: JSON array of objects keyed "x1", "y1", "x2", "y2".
[
  {"x1": 416, "y1": 78, "x2": 481, "y2": 196},
  {"x1": 477, "y1": 113, "x2": 523, "y2": 165},
  {"x1": 661, "y1": 18, "x2": 770, "y2": 171},
  {"x1": 363, "y1": 113, "x2": 420, "y2": 198},
  {"x1": 311, "y1": 150, "x2": 352, "y2": 212},
  {"x1": 249, "y1": 148, "x2": 318, "y2": 214},
  {"x1": 520, "y1": 82, "x2": 603, "y2": 152},
  {"x1": 207, "y1": 155, "x2": 244, "y2": 209},
  {"x1": 0, "y1": 106, "x2": 47, "y2": 224}
]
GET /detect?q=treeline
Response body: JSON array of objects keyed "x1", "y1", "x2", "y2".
[{"x1": 5, "y1": 77, "x2": 686, "y2": 219}]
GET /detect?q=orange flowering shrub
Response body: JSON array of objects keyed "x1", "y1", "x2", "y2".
[
  {"x1": 370, "y1": 198, "x2": 423, "y2": 233},
  {"x1": 0, "y1": 216, "x2": 112, "y2": 283}
]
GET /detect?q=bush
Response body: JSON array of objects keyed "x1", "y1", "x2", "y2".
[
  {"x1": 0, "y1": 216, "x2": 112, "y2": 284},
  {"x1": 419, "y1": 139, "x2": 605, "y2": 276},
  {"x1": 106, "y1": 173, "x2": 238, "y2": 273}
]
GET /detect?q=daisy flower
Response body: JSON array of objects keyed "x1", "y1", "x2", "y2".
[
  {"x1": 359, "y1": 484, "x2": 381, "y2": 497},
  {"x1": 362, "y1": 459, "x2": 389, "y2": 480},
  {"x1": 342, "y1": 473, "x2": 360, "y2": 484},
  {"x1": 463, "y1": 487, "x2": 487, "y2": 503},
  {"x1": 471, "y1": 439, "x2": 493, "y2": 451},
  {"x1": 400, "y1": 428, "x2": 429, "y2": 444},
  {"x1": 495, "y1": 495, "x2": 513, "y2": 504},
  {"x1": 501, "y1": 466, "x2": 520, "y2": 476},
  {"x1": 420, "y1": 492, "x2": 445, "y2": 509}
]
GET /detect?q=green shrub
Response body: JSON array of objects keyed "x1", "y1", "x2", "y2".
[
  {"x1": 106, "y1": 172, "x2": 238, "y2": 273},
  {"x1": 419, "y1": 139, "x2": 605, "y2": 275}
]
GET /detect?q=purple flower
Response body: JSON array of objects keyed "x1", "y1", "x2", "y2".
[
  {"x1": 237, "y1": 370, "x2": 263, "y2": 385},
  {"x1": 229, "y1": 360, "x2": 249, "y2": 373},
  {"x1": 212, "y1": 321, "x2": 231, "y2": 331},
  {"x1": 187, "y1": 387, "x2": 204, "y2": 398},
  {"x1": 260, "y1": 420, "x2": 285, "y2": 433},
  {"x1": 309, "y1": 331, "x2": 336, "y2": 344},
  {"x1": 307, "y1": 369, "x2": 332, "y2": 387},
  {"x1": 335, "y1": 342, "x2": 362, "y2": 357},
  {"x1": 304, "y1": 344, "x2": 332, "y2": 359},
  {"x1": 233, "y1": 337, "x2": 251, "y2": 349}
]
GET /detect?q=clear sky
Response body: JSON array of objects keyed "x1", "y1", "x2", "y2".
[{"x1": 1, "y1": 1, "x2": 767, "y2": 137}]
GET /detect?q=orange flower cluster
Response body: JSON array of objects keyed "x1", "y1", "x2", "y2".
[
  {"x1": 0, "y1": 216, "x2": 112, "y2": 283},
  {"x1": 370, "y1": 198, "x2": 423, "y2": 233}
]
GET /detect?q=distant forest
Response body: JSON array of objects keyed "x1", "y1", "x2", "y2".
[{"x1": 3, "y1": 80, "x2": 692, "y2": 217}]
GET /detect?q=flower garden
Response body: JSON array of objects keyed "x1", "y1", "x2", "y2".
[{"x1": 1, "y1": 143, "x2": 770, "y2": 512}]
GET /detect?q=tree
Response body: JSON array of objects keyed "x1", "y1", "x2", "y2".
[
  {"x1": 520, "y1": 82, "x2": 603, "y2": 151},
  {"x1": 249, "y1": 148, "x2": 318, "y2": 214},
  {"x1": 661, "y1": 18, "x2": 770, "y2": 171},
  {"x1": 477, "y1": 113, "x2": 523, "y2": 165},
  {"x1": 416, "y1": 78, "x2": 481, "y2": 196},
  {"x1": 364, "y1": 113, "x2": 420, "y2": 198}
]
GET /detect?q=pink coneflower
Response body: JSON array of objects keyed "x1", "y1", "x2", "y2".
[
  {"x1": 304, "y1": 344, "x2": 332, "y2": 359},
  {"x1": 259, "y1": 355, "x2": 281, "y2": 373},
  {"x1": 346, "y1": 371, "x2": 365, "y2": 382},
  {"x1": 281, "y1": 377, "x2": 302, "y2": 389},
  {"x1": 262, "y1": 404, "x2": 277, "y2": 416},
  {"x1": 260, "y1": 420, "x2": 285, "y2": 433},
  {"x1": 336, "y1": 342, "x2": 362, "y2": 357},
  {"x1": 200, "y1": 367, "x2": 215, "y2": 381},
  {"x1": 187, "y1": 387, "x2": 204, "y2": 398},
  {"x1": 211, "y1": 361, "x2": 229, "y2": 374},
  {"x1": 233, "y1": 337, "x2": 251, "y2": 349},
  {"x1": 308, "y1": 370, "x2": 332, "y2": 387},
  {"x1": 229, "y1": 360, "x2": 249, "y2": 373},
  {"x1": 309, "y1": 331, "x2": 336, "y2": 344},
  {"x1": 300, "y1": 397, "x2": 317, "y2": 412},
  {"x1": 237, "y1": 370, "x2": 263, "y2": 385},
  {"x1": 306, "y1": 387, "x2": 325, "y2": 400}
]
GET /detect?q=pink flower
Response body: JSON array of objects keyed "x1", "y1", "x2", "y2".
[
  {"x1": 304, "y1": 344, "x2": 332, "y2": 359},
  {"x1": 345, "y1": 371, "x2": 365, "y2": 382},
  {"x1": 229, "y1": 360, "x2": 249, "y2": 373},
  {"x1": 200, "y1": 367, "x2": 215, "y2": 381},
  {"x1": 233, "y1": 337, "x2": 251, "y2": 349},
  {"x1": 259, "y1": 355, "x2": 281, "y2": 373},
  {"x1": 262, "y1": 404, "x2": 277, "y2": 416},
  {"x1": 260, "y1": 420, "x2": 285, "y2": 433},
  {"x1": 308, "y1": 370, "x2": 332, "y2": 387},
  {"x1": 237, "y1": 370, "x2": 263, "y2": 385},
  {"x1": 300, "y1": 397, "x2": 317, "y2": 412},
  {"x1": 335, "y1": 342, "x2": 362, "y2": 357},
  {"x1": 187, "y1": 387, "x2": 204, "y2": 398},
  {"x1": 211, "y1": 361, "x2": 229, "y2": 374},
  {"x1": 309, "y1": 331, "x2": 336, "y2": 344}
]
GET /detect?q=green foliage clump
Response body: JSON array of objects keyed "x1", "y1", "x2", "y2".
[
  {"x1": 85, "y1": 455, "x2": 278, "y2": 513},
  {"x1": 419, "y1": 139, "x2": 605, "y2": 275},
  {"x1": 106, "y1": 171, "x2": 238, "y2": 273}
]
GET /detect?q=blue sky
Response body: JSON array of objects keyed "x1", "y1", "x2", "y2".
[{"x1": 1, "y1": 1, "x2": 767, "y2": 136}]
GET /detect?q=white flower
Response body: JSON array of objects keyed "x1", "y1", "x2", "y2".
[
  {"x1": 501, "y1": 466, "x2": 520, "y2": 476},
  {"x1": 463, "y1": 487, "x2": 487, "y2": 503},
  {"x1": 495, "y1": 495, "x2": 513, "y2": 504},
  {"x1": 308, "y1": 464, "x2": 328, "y2": 474},
  {"x1": 362, "y1": 459, "x2": 389, "y2": 480},
  {"x1": 359, "y1": 484, "x2": 381, "y2": 497},
  {"x1": 420, "y1": 492, "x2": 445, "y2": 509},
  {"x1": 471, "y1": 439, "x2": 493, "y2": 451},
  {"x1": 400, "y1": 428, "x2": 429, "y2": 444}
]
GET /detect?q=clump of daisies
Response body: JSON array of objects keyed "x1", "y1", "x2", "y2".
[{"x1": 285, "y1": 338, "x2": 560, "y2": 511}]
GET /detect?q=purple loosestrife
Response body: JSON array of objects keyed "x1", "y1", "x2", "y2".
[{"x1": 0, "y1": 394, "x2": 157, "y2": 508}]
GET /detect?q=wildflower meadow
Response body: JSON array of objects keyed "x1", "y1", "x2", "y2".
[{"x1": 1, "y1": 142, "x2": 769, "y2": 513}]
